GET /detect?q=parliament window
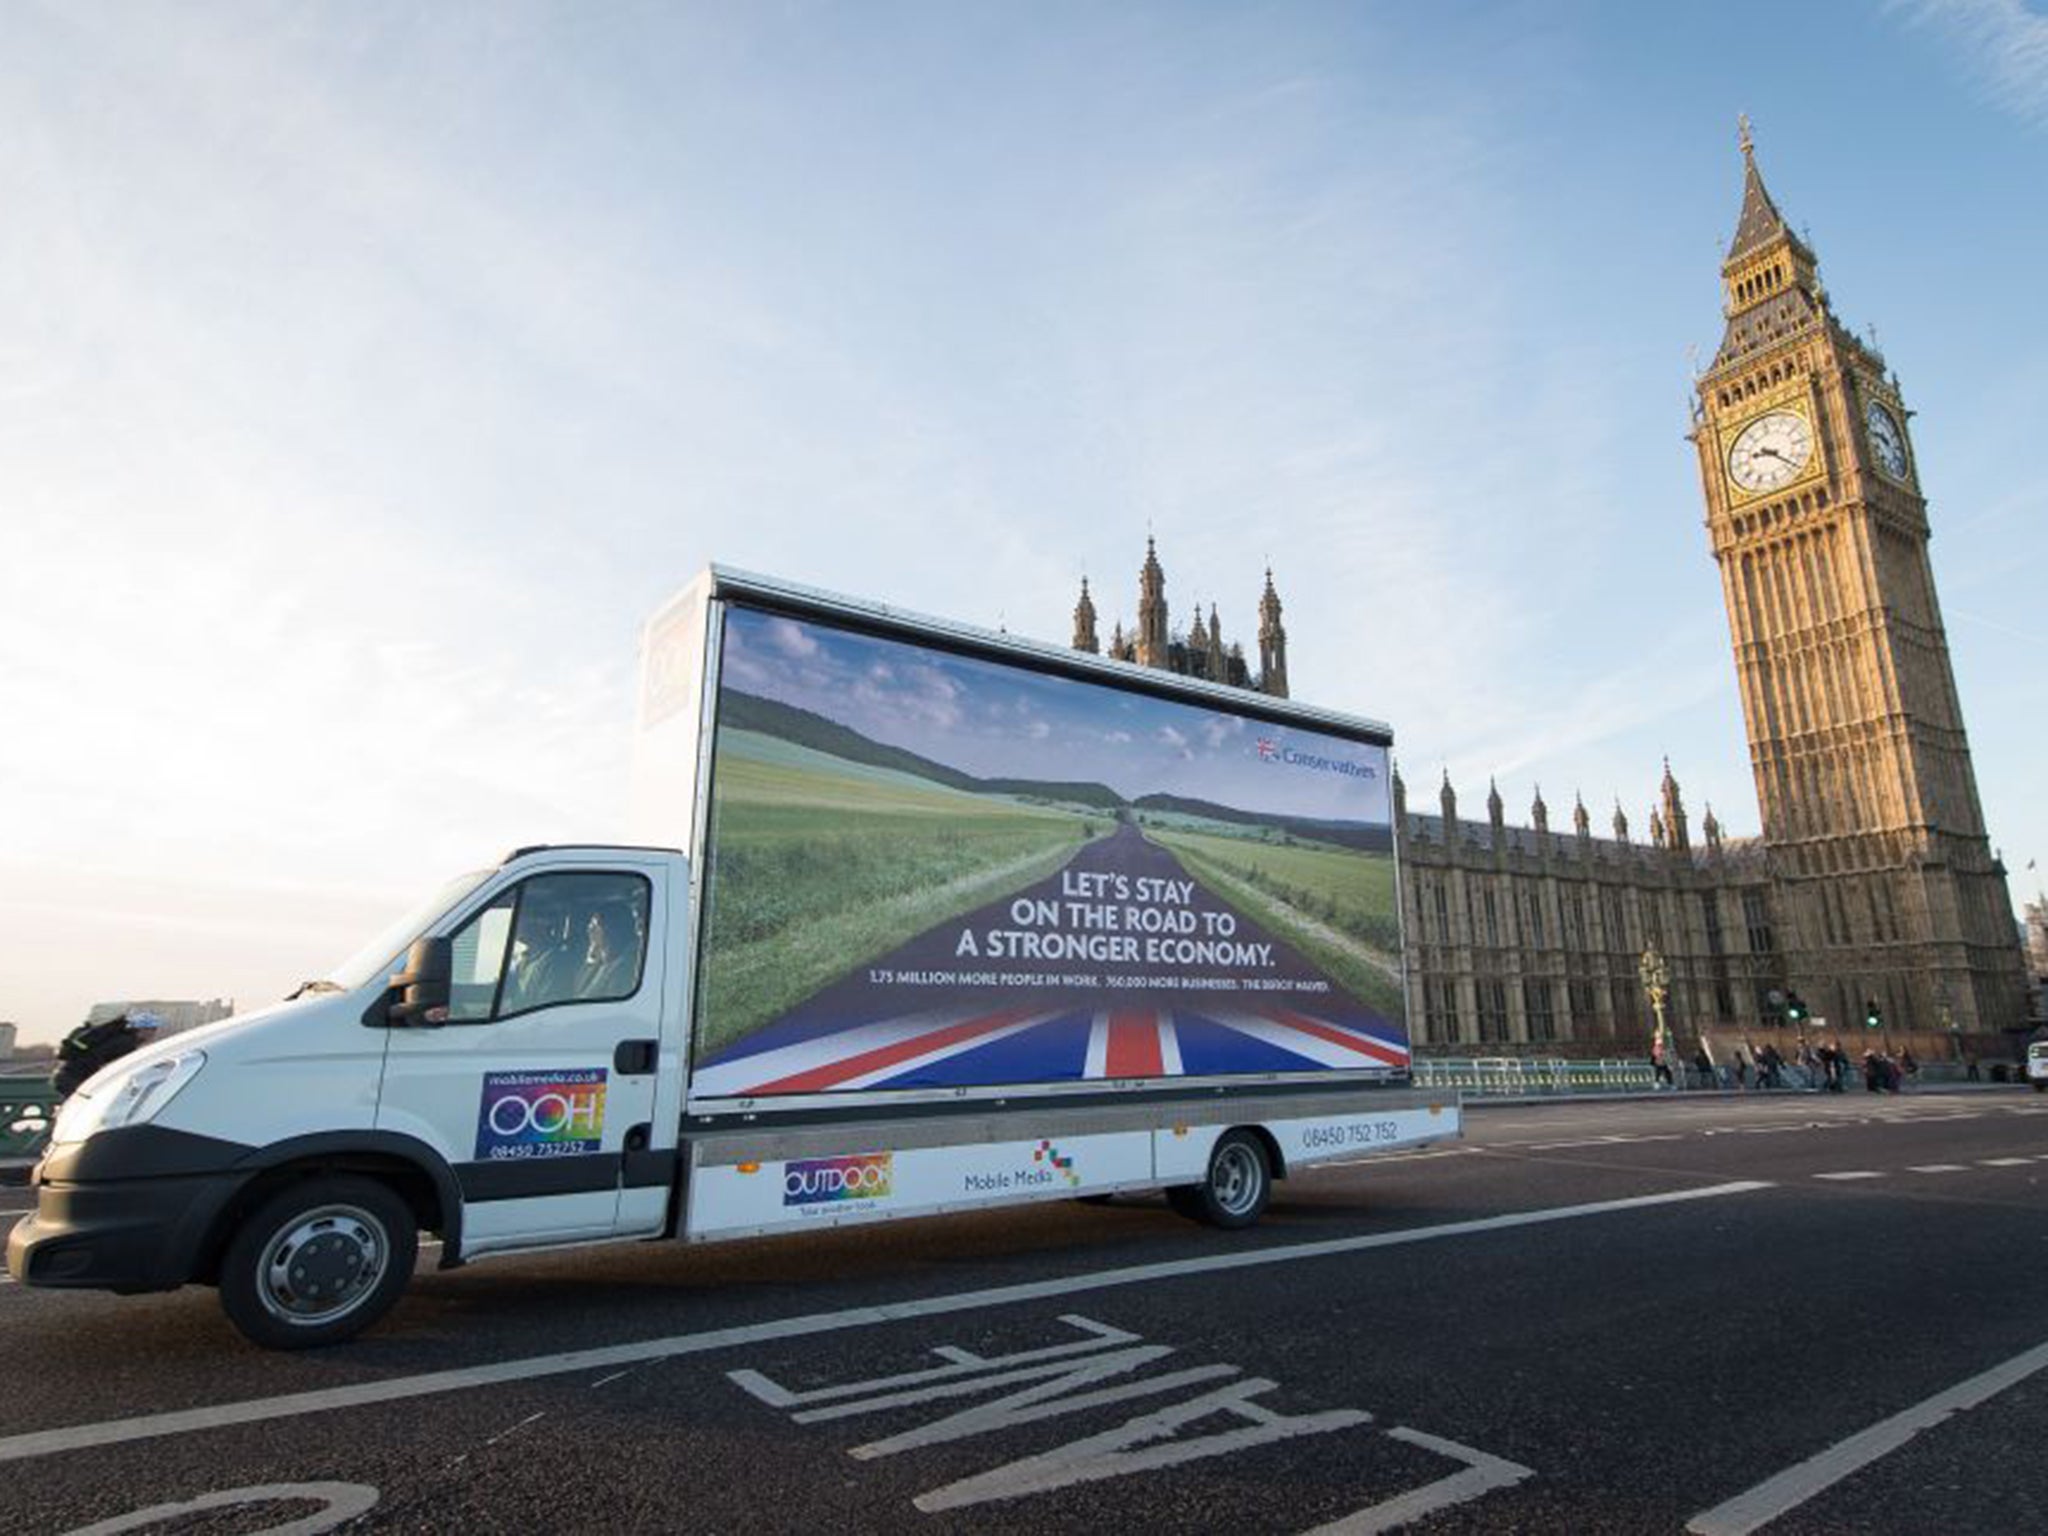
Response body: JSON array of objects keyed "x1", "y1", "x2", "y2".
[
  {"x1": 1569, "y1": 979, "x2": 1599, "y2": 1035},
  {"x1": 1702, "y1": 893, "x2": 1726, "y2": 956},
  {"x1": 1478, "y1": 980, "x2": 1509, "y2": 1043},
  {"x1": 1742, "y1": 888, "x2": 1774, "y2": 953},
  {"x1": 1425, "y1": 978, "x2": 1460, "y2": 1043}
]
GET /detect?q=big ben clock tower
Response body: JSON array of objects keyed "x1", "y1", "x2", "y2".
[{"x1": 1690, "y1": 120, "x2": 2025, "y2": 1035}]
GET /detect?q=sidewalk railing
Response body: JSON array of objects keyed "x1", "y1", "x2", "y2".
[
  {"x1": 1413, "y1": 1057, "x2": 1657, "y2": 1096},
  {"x1": 1415, "y1": 1055, "x2": 1990, "y2": 1096}
]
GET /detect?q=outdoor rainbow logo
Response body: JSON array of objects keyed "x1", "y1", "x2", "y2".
[
  {"x1": 783, "y1": 1151, "x2": 894, "y2": 1206},
  {"x1": 1032, "y1": 1139, "x2": 1080, "y2": 1187},
  {"x1": 474, "y1": 1068, "x2": 608, "y2": 1160}
]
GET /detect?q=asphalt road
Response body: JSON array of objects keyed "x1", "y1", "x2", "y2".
[{"x1": 3, "y1": 1087, "x2": 2044, "y2": 1534}]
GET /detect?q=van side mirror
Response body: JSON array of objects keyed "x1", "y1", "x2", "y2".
[{"x1": 384, "y1": 936, "x2": 453, "y2": 1027}]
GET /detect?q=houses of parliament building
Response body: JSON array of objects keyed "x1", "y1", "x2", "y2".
[{"x1": 1068, "y1": 130, "x2": 2030, "y2": 1057}]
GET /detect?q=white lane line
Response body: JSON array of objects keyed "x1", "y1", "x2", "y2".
[
  {"x1": 1721, "y1": 1123, "x2": 1828, "y2": 1136},
  {"x1": 1978, "y1": 1158, "x2": 2032, "y2": 1167},
  {"x1": 1813, "y1": 1171, "x2": 1882, "y2": 1181},
  {"x1": 0, "y1": 1180, "x2": 1771, "y2": 1465},
  {"x1": 1686, "y1": 1336, "x2": 2048, "y2": 1536},
  {"x1": 481, "y1": 1410, "x2": 546, "y2": 1448},
  {"x1": 1906, "y1": 1164, "x2": 1967, "y2": 1174},
  {"x1": 1519, "y1": 1134, "x2": 1683, "y2": 1150}
]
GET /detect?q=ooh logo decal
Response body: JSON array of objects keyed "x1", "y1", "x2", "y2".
[
  {"x1": 1033, "y1": 1139, "x2": 1081, "y2": 1187},
  {"x1": 475, "y1": 1068, "x2": 608, "y2": 1160},
  {"x1": 784, "y1": 1152, "x2": 893, "y2": 1206}
]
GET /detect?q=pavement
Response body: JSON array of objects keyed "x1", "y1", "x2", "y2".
[{"x1": 3, "y1": 1085, "x2": 2045, "y2": 1533}]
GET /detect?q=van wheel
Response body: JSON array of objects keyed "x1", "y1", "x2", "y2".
[
  {"x1": 219, "y1": 1175, "x2": 417, "y2": 1350},
  {"x1": 1167, "y1": 1131, "x2": 1271, "y2": 1230}
]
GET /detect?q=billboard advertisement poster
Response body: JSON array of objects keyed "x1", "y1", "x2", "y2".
[{"x1": 690, "y1": 603, "x2": 1406, "y2": 1097}]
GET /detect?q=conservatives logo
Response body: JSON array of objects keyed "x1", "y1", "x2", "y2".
[
  {"x1": 784, "y1": 1152, "x2": 893, "y2": 1206},
  {"x1": 1255, "y1": 737, "x2": 1377, "y2": 781}
]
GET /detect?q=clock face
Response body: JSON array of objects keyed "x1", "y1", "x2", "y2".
[
  {"x1": 1728, "y1": 410, "x2": 1815, "y2": 493},
  {"x1": 1865, "y1": 401, "x2": 1908, "y2": 479}
]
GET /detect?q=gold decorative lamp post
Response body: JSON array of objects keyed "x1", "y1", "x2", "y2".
[{"x1": 1639, "y1": 944, "x2": 1672, "y2": 1086}]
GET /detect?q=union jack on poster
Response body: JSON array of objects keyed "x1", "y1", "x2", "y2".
[{"x1": 690, "y1": 1001, "x2": 1410, "y2": 1098}]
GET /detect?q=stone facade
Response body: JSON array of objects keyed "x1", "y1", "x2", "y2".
[
  {"x1": 1396, "y1": 766, "x2": 1788, "y2": 1053},
  {"x1": 1067, "y1": 129, "x2": 2031, "y2": 1058}
]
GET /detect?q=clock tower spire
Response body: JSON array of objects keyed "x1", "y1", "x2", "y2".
[{"x1": 1690, "y1": 122, "x2": 2025, "y2": 1034}]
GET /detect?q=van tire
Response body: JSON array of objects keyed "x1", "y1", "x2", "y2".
[
  {"x1": 1167, "y1": 1130, "x2": 1271, "y2": 1230},
  {"x1": 219, "y1": 1175, "x2": 417, "y2": 1350}
]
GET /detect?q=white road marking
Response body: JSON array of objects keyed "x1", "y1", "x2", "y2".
[
  {"x1": 588, "y1": 1369, "x2": 638, "y2": 1390},
  {"x1": 1307, "y1": 1427, "x2": 1536, "y2": 1534},
  {"x1": 1686, "y1": 1336, "x2": 2048, "y2": 1536},
  {"x1": 912, "y1": 1375, "x2": 1369, "y2": 1511},
  {"x1": 0, "y1": 1180, "x2": 1770, "y2": 1465},
  {"x1": 56, "y1": 1482, "x2": 379, "y2": 1536},
  {"x1": 1977, "y1": 1157, "x2": 2032, "y2": 1167},
  {"x1": 1906, "y1": 1164, "x2": 1967, "y2": 1174},
  {"x1": 740, "y1": 1313, "x2": 1531, "y2": 1518},
  {"x1": 1813, "y1": 1171, "x2": 1882, "y2": 1181},
  {"x1": 1719, "y1": 1123, "x2": 1831, "y2": 1136},
  {"x1": 1520, "y1": 1134, "x2": 1683, "y2": 1150},
  {"x1": 481, "y1": 1410, "x2": 546, "y2": 1447}
]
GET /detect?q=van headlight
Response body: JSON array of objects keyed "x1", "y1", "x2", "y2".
[{"x1": 52, "y1": 1051, "x2": 208, "y2": 1145}]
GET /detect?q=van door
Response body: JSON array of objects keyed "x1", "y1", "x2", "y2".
[{"x1": 376, "y1": 858, "x2": 671, "y2": 1253}]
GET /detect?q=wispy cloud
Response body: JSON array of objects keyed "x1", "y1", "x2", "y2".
[{"x1": 1893, "y1": 0, "x2": 2048, "y2": 125}]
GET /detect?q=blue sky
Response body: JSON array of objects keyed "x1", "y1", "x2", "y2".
[
  {"x1": 3, "y1": 2, "x2": 2043, "y2": 1041},
  {"x1": 719, "y1": 605, "x2": 1392, "y2": 821}
]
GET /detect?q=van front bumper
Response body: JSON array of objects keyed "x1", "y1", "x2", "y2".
[{"x1": 5, "y1": 1127, "x2": 250, "y2": 1293}]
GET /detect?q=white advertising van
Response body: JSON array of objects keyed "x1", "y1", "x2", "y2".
[{"x1": 10, "y1": 569, "x2": 1456, "y2": 1347}]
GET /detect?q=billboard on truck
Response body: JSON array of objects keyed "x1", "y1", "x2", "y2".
[{"x1": 683, "y1": 594, "x2": 1407, "y2": 1099}]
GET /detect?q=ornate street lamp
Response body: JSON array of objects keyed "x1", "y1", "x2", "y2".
[{"x1": 1639, "y1": 944, "x2": 1672, "y2": 1086}]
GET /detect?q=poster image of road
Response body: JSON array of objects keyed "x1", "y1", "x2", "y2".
[{"x1": 691, "y1": 603, "x2": 1406, "y2": 1097}]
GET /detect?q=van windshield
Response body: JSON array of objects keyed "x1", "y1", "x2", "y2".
[{"x1": 324, "y1": 869, "x2": 495, "y2": 992}]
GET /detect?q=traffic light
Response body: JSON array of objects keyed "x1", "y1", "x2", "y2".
[
  {"x1": 1865, "y1": 998, "x2": 1882, "y2": 1030},
  {"x1": 1785, "y1": 992, "x2": 1806, "y2": 1026}
]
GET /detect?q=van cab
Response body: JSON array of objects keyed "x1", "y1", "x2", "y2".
[{"x1": 7, "y1": 845, "x2": 690, "y2": 1348}]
